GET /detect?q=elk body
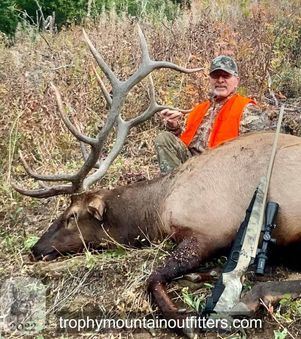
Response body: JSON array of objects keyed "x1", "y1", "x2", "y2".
[
  {"x1": 28, "y1": 132, "x2": 301, "y2": 319},
  {"x1": 13, "y1": 27, "x2": 301, "y2": 330}
]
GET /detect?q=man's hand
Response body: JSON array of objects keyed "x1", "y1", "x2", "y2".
[{"x1": 159, "y1": 109, "x2": 183, "y2": 130}]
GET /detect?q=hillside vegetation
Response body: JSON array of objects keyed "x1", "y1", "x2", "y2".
[{"x1": 1, "y1": 1, "x2": 301, "y2": 338}]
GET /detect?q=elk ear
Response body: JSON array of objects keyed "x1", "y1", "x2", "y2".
[{"x1": 87, "y1": 197, "x2": 106, "y2": 221}]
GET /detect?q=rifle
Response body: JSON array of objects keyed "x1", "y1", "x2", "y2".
[{"x1": 203, "y1": 105, "x2": 285, "y2": 315}]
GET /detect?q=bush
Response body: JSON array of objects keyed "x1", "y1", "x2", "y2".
[{"x1": 0, "y1": 0, "x2": 19, "y2": 36}]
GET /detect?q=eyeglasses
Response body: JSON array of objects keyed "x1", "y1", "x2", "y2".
[{"x1": 210, "y1": 72, "x2": 233, "y2": 80}]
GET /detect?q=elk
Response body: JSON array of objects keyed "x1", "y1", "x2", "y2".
[{"x1": 13, "y1": 27, "x2": 301, "y2": 333}]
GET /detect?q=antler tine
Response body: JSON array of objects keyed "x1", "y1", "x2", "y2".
[
  {"x1": 124, "y1": 26, "x2": 203, "y2": 94},
  {"x1": 153, "y1": 61, "x2": 203, "y2": 74},
  {"x1": 14, "y1": 81, "x2": 106, "y2": 197},
  {"x1": 73, "y1": 120, "x2": 100, "y2": 169},
  {"x1": 137, "y1": 24, "x2": 151, "y2": 63},
  {"x1": 83, "y1": 117, "x2": 129, "y2": 189},
  {"x1": 128, "y1": 75, "x2": 191, "y2": 127},
  {"x1": 11, "y1": 182, "x2": 75, "y2": 198},
  {"x1": 128, "y1": 103, "x2": 184, "y2": 127},
  {"x1": 126, "y1": 59, "x2": 203, "y2": 92},
  {"x1": 19, "y1": 150, "x2": 74, "y2": 182},
  {"x1": 51, "y1": 83, "x2": 96, "y2": 146},
  {"x1": 79, "y1": 142, "x2": 101, "y2": 169},
  {"x1": 147, "y1": 74, "x2": 156, "y2": 103},
  {"x1": 127, "y1": 74, "x2": 158, "y2": 127},
  {"x1": 38, "y1": 181, "x2": 50, "y2": 189},
  {"x1": 80, "y1": 141, "x2": 89, "y2": 161},
  {"x1": 92, "y1": 65, "x2": 112, "y2": 107},
  {"x1": 83, "y1": 29, "x2": 120, "y2": 89},
  {"x1": 16, "y1": 148, "x2": 91, "y2": 197}
]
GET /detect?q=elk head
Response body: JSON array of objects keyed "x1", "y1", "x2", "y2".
[
  {"x1": 13, "y1": 25, "x2": 201, "y2": 261},
  {"x1": 29, "y1": 191, "x2": 119, "y2": 261}
]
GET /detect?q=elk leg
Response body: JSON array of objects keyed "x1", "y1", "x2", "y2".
[
  {"x1": 147, "y1": 237, "x2": 209, "y2": 318},
  {"x1": 233, "y1": 280, "x2": 301, "y2": 314}
]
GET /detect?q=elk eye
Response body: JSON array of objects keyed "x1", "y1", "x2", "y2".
[{"x1": 66, "y1": 213, "x2": 78, "y2": 228}]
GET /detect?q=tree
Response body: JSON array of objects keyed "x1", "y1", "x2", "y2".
[
  {"x1": 0, "y1": 0, "x2": 19, "y2": 36},
  {"x1": 0, "y1": 0, "x2": 183, "y2": 36}
]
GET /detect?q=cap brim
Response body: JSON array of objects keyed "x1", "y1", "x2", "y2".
[{"x1": 209, "y1": 68, "x2": 238, "y2": 76}]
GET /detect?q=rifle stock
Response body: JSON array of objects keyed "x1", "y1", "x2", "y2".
[{"x1": 213, "y1": 270, "x2": 243, "y2": 313}]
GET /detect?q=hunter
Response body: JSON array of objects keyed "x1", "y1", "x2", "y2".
[{"x1": 156, "y1": 55, "x2": 267, "y2": 174}]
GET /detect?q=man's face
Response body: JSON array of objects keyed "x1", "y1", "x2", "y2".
[{"x1": 209, "y1": 70, "x2": 239, "y2": 99}]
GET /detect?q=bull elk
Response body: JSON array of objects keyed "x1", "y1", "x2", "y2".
[{"x1": 13, "y1": 26, "x2": 301, "y2": 334}]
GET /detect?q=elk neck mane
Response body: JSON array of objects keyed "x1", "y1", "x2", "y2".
[{"x1": 100, "y1": 174, "x2": 175, "y2": 243}]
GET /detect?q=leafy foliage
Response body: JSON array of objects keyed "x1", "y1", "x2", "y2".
[
  {"x1": 24, "y1": 235, "x2": 40, "y2": 250},
  {"x1": 274, "y1": 328, "x2": 288, "y2": 339},
  {"x1": 277, "y1": 294, "x2": 301, "y2": 322},
  {"x1": 1, "y1": 0, "x2": 185, "y2": 36},
  {"x1": 181, "y1": 286, "x2": 206, "y2": 312},
  {"x1": 0, "y1": 0, "x2": 19, "y2": 36}
]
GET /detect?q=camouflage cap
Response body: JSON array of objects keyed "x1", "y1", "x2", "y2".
[{"x1": 209, "y1": 55, "x2": 238, "y2": 77}]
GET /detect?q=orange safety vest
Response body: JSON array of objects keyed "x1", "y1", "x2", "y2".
[{"x1": 180, "y1": 94, "x2": 255, "y2": 149}]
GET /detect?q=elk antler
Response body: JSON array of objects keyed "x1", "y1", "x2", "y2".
[{"x1": 13, "y1": 25, "x2": 202, "y2": 198}]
